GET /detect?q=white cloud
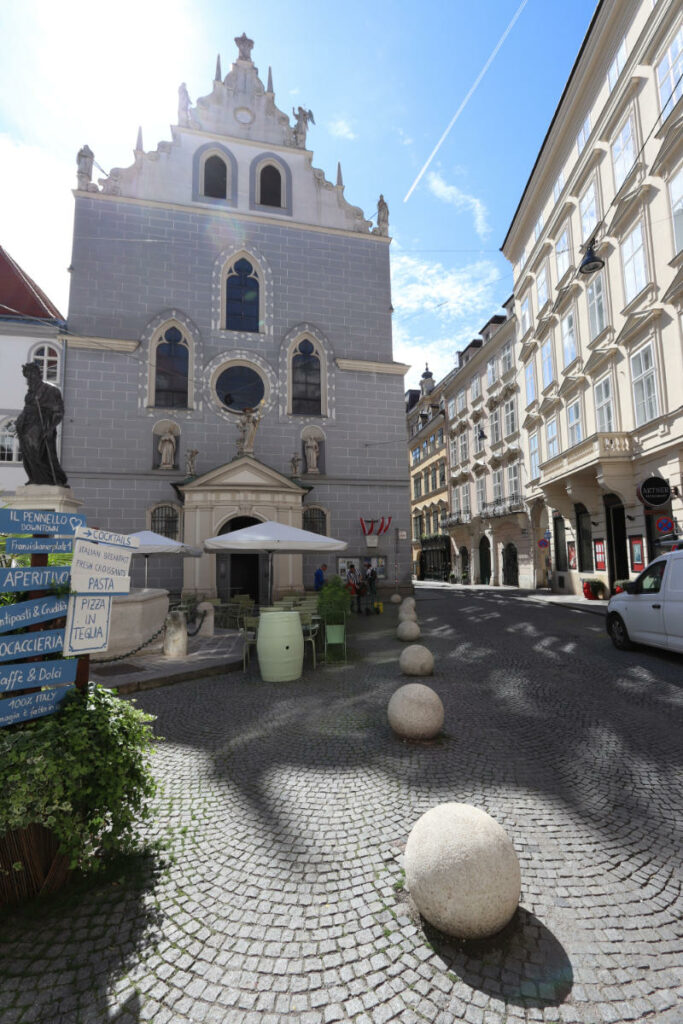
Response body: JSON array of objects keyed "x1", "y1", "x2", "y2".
[
  {"x1": 391, "y1": 252, "x2": 500, "y2": 322},
  {"x1": 328, "y1": 118, "x2": 357, "y2": 140},
  {"x1": 426, "y1": 171, "x2": 491, "y2": 239}
]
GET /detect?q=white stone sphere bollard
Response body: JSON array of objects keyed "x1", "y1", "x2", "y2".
[
  {"x1": 398, "y1": 606, "x2": 418, "y2": 622},
  {"x1": 399, "y1": 644, "x2": 434, "y2": 677},
  {"x1": 387, "y1": 683, "x2": 443, "y2": 739},
  {"x1": 401, "y1": 596, "x2": 416, "y2": 610},
  {"x1": 390, "y1": 593, "x2": 402, "y2": 604},
  {"x1": 405, "y1": 803, "x2": 521, "y2": 939},
  {"x1": 397, "y1": 619, "x2": 421, "y2": 642}
]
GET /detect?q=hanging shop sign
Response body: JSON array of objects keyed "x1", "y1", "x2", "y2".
[
  {"x1": 0, "y1": 509, "x2": 86, "y2": 535},
  {"x1": 637, "y1": 477, "x2": 671, "y2": 508}
]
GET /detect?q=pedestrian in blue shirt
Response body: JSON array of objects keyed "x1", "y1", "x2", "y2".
[{"x1": 314, "y1": 563, "x2": 327, "y2": 590}]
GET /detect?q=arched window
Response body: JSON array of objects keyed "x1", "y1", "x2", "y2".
[
  {"x1": 203, "y1": 155, "x2": 227, "y2": 199},
  {"x1": 150, "y1": 504, "x2": 180, "y2": 540},
  {"x1": 260, "y1": 165, "x2": 282, "y2": 207},
  {"x1": 154, "y1": 325, "x2": 189, "y2": 407},
  {"x1": 303, "y1": 506, "x2": 327, "y2": 536},
  {"x1": 226, "y1": 258, "x2": 259, "y2": 332},
  {"x1": 0, "y1": 420, "x2": 21, "y2": 463},
  {"x1": 30, "y1": 345, "x2": 59, "y2": 382},
  {"x1": 292, "y1": 338, "x2": 321, "y2": 415}
]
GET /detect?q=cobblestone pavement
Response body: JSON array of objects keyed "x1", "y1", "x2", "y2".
[{"x1": 2, "y1": 589, "x2": 682, "y2": 1024}]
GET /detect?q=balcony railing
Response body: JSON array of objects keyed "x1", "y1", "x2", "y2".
[
  {"x1": 446, "y1": 512, "x2": 471, "y2": 526},
  {"x1": 481, "y1": 495, "x2": 526, "y2": 517},
  {"x1": 540, "y1": 431, "x2": 635, "y2": 481}
]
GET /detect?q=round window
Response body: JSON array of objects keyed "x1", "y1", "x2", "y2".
[{"x1": 215, "y1": 365, "x2": 265, "y2": 412}]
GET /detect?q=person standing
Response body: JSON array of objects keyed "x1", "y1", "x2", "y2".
[
  {"x1": 314, "y1": 563, "x2": 327, "y2": 591},
  {"x1": 363, "y1": 561, "x2": 377, "y2": 614},
  {"x1": 346, "y1": 563, "x2": 362, "y2": 614}
]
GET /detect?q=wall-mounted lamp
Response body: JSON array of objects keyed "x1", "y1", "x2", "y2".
[
  {"x1": 626, "y1": 514, "x2": 636, "y2": 521},
  {"x1": 579, "y1": 239, "x2": 605, "y2": 276}
]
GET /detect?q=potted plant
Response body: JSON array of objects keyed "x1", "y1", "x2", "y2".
[{"x1": 582, "y1": 578, "x2": 607, "y2": 600}]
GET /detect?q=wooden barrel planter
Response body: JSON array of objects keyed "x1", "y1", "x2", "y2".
[{"x1": 0, "y1": 824, "x2": 71, "y2": 906}]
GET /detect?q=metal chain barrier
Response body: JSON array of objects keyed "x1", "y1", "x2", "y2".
[{"x1": 94, "y1": 621, "x2": 167, "y2": 663}]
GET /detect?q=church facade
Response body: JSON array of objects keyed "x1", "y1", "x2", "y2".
[{"x1": 62, "y1": 35, "x2": 410, "y2": 599}]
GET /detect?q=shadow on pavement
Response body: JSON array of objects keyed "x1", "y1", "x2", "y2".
[{"x1": 425, "y1": 907, "x2": 573, "y2": 1009}]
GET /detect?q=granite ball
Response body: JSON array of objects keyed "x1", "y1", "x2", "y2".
[
  {"x1": 399, "y1": 644, "x2": 434, "y2": 676},
  {"x1": 387, "y1": 683, "x2": 443, "y2": 739},
  {"x1": 397, "y1": 620, "x2": 421, "y2": 641},
  {"x1": 398, "y1": 606, "x2": 418, "y2": 622},
  {"x1": 401, "y1": 596, "x2": 416, "y2": 610},
  {"x1": 390, "y1": 594, "x2": 402, "y2": 604},
  {"x1": 405, "y1": 803, "x2": 521, "y2": 939}
]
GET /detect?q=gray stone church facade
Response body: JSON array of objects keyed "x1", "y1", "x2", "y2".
[{"x1": 62, "y1": 35, "x2": 410, "y2": 600}]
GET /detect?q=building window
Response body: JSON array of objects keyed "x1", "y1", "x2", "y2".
[
  {"x1": 529, "y1": 432, "x2": 540, "y2": 479},
  {"x1": 423, "y1": 469, "x2": 429, "y2": 493},
  {"x1": 492, "y1": 468, "x2": 504, "y2": 504},
  {"x1": 534, "y1": 213, "x2": 544, "y2": 241},
  {"x1": 452, "y1": 487, "x2": 460, "y2": 515},
  {"x1": 525, "y1": 361, "x2": 536, "y2": 405},
  {"x1": 577, "y1": 113, "x2": 591, "y2": 155},
  {"x1": 487, "y1": 357, "x2": 497, "y2": 386},
  {"x1": 0, "y1": 420, "x2": 20, "y2": 462},
  {"x1": 622, "y1": 222, "x2": 648, "y2": 304},
  {"x1": 204, "y1": 155, "x2": 228, "y2": 199},
  {"x1": 471, "y1": 374, "x2": 481, "y2": 400},
  {"x1": 561, "y1": 311, "x2": 577, "y2": 366},
  {"x1": 225, "y1": 257, "x2": 260, "y2": 332},
  {"x1": 151, "y1": 504, "x2": 180, "y2": 540},
  {"x1": 215, "y1": 363, "x2": 265, "y2": 412},
  {"x1": 567, "y1": 399, "x2": 583, "y2": 446},
  {"x1": 303, "y1": 506, "x2": 327, "y2": 535},
  {"x1": 460, "y1": 483, "x2": 471, "y2": 515},
  {"x1": 412, "y1": 447, "x2": 420, "y2": 466},
  {"x1": 595, "y1": 375, "x2": 614, "y2": 432},
  {"x1": 437, "y1": 426, "x2": 444, "y2": 447},
  {"x1": 500, "y1": 340, "x2": 514, "y2": 374},
  {"x1": 580, "y1": 181, "x2": 598, "y2": 241},
  {"x1": 259, "y1": 164, "x2": 282, "y2": 207},
  {"x1": 414, "y1": 476, "x2": 422, "y2": 499},
  {"x1": 439, "y1": 462, "x2": 446, "y2": 486},
  {"x1": 431, "y1": 466, "x2": 437, "y2": 490},
  {"x1": 447, "y1": 397, "x2": 456, "y2": 418},
  {"x1": 30, "y1": 345, "x2": 59, "y2": 382},
  {"x1": 657, "y1": 24, "x2": 683, "y2": 120},
  {"x1": 607, "y1": 37, "x2": 628, "y2": 92},
  {"x1": 153, "y1": 325, "x2": 189, "y2": 408},
  {"x1": 507, "y1": 462, "x2": 520, "y2": 500},
  {"x1": 670, "y1": 165, "x2": 683, "y2": 253},
  {"x1": 546, "y1": 417, "x2": 559, "y2": 459},
  {"x1": 536, "y1": 264, "x2": 549, "y2": 311},
  {"x1": 541, "y1": 337, "x2": 554, "y2": 388},
  {"x1": 504, "y1": 397, "x2": 516, "y2": 436},
  {"x1": 586, "y1": 272, "x2": 607, "y2": 340},
  {"x1": 291, "y1": 338, "x2": 321, "y2": 416},
  {"x1": 612, "y1": 117, "x2": 635, "y2": 192},
  {"x1": 490, "y1": 408, "x2": 501, "y2": 445},
  {"x1": 476, "y1": 476, "x2": 486, "y2": 512},
  {"x1": 520, "y1": 296, "x2": 531, "y2": 335},
  {"x1": 553, "y1": 170, "x2": 565, "y2": 203},
  {"x1": 631, "y1": 343, "x2": 659, "y2": 426},
  {"x1": 459, "y1": 430, "x2": 468, "y2": 463},
  {"x1": 456, "y1": 388, "x2": 466, "y2": 412},
  {"x1": 413, "y1": 515, "x2": 423, "y2": 540},
  {"x1": 556, "y1": 227, "x2": 570, "y2": 280},
  {"x1": 449, "y1": 435, "x2": 458, "y2": 465}
]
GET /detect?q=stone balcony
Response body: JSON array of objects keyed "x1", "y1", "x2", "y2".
[{"x1": 540, "y1": 432, "x2": 634, "y2": 485}]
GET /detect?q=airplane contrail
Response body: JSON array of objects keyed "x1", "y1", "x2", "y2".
[{"x1": 403, "y1": 0, "x2": 530, "y2": 203}]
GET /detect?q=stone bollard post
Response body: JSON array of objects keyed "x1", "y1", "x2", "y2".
[
  {"x1": 164, "y1": 610, "x2": 187, "y2": 658},
  {"x1": 197, "y1": 602, "x2": 214, "y2": 638}
]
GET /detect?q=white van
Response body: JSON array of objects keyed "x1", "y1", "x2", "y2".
[{"x1": 606, "y1": 550, "x2": 683, "y2": 652}]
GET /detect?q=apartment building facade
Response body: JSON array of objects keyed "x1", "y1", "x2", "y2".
[
  {"x1": 406, "y1": 367, "x2": 451, "y2": 580},
  {"x1": 502, "y1": 0, "x2": 683, "y2": 595}
]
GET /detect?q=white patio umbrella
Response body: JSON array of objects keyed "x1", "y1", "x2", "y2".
[
  {"x1": 129, "y1": 530, "x2": 202, "y2": 586},
  {"x1": 203, "y1": 520, "x2": 347, "y2": 604}
]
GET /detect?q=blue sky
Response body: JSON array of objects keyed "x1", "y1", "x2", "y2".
[{"x1": 0, "y1": 0, "x2": 599, "y2": 387}]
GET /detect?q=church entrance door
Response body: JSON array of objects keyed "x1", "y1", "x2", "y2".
[{"x1": 216, "y1": 516, "x2": 263, "y2": 603}]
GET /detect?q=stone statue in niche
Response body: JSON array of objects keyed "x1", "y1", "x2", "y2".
[
  {"x1": 376, "y1": 194, "x2": 389, "y2": 236},
  {"x1": 236, "y1": 404, "x2": 263, "y2": 456},
  {"x1": 15, "y1": 362, "x2": 68, "y2": 487},
  {"x1": 292, "y1": 107, "x2": 315, "y2": 148},
  {"x1": 290, "y1": 453, "x2": 302, "y2": 475},
  {"x1": 157, "y1": 431, "x2": 176, "y2": 469},
  {"x1": 304, "y1": 436, "x2": 319, "y2": 474},
  {"x1": 234, "y1": 33, "x2": 254, "y2": 61},
  {"x1": 178, "y1": 83, "x2": 192, "y2": 127},
  {"x1": 185, "y1": 449, "x2": 199, "y2": 477},
  {"x1": 76, "y1": 145, "x2": 94, "y2": 190}
]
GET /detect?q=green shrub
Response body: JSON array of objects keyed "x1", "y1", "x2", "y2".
[
  {"x1": 317, "y1": 575, "x2": 351, "y2": 622},
  {"x1": 0, "y1": 684, "x2": 158, "y2": 870}
]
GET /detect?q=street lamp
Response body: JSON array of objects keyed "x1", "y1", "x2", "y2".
[{"x1": 578, "y1": 239, "x2": 605, "y2": 276}]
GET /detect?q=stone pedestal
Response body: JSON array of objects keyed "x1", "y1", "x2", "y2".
[
  {"x1": 91, "y1": 589, "x2": 170, "y2": 662},
  {"x1": 197, "y1": 602, "x2": 215, "y2": 637},
  {"x1": 7, "y1": 485, "x2": 83, "y2": 515},
  {"x1": 164, "y1": 610, "x2": 187, "y2": 658}
]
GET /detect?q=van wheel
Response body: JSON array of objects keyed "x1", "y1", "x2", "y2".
[{"x1": 608, "y1": 613, "x2": 633, "y2": 651}]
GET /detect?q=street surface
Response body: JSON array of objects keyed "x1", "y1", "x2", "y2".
[{"x1": 1, "y1": 588, "x2": 682, "y2": 1024}]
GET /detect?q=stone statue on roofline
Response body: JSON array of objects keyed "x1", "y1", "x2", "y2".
[
  {"x1": 235, "y1": 33, "x2": 254, "y2": 61},
  {"x1": 15, "y1": 362, "x2": 68, "y2": 487},
  {"x1": 236, "y1": 403, "x2": 263, "y2": 456},
  {"x1": 178, "y1": 83, "x2": 192, "y2": 127},
  {"x1": 76, "y1": 145, "x2": 94, "y2": 190},
  {"x1": 292, "y1": 106, "x2": 315, "y2": 148}
]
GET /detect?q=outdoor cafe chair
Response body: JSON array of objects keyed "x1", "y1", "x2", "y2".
[{"x1": 241, "y1": 615, "x2": 260, "y2": 671}]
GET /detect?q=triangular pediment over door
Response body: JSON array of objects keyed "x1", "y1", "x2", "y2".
[{"x1": 178, "y1": 456, "x2": 309, "y2": 599}]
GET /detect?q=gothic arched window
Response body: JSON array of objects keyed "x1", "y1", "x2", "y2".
[
  {"x1": 204, "y1": 155, "x2": 227, "y2": 199},
  {"x1": 259, "y1": 164, "x2": 282, "y2": 207},
  {"x1": 226, "y1": 258, "x2": 259, "y2": 332},
  {"x1": 30, "y1": 345, "x2": 60, "y2": 382},
  {"x1": 291, "y1": 338, "x2": 321, "y2": 416},
  {"x1": 154, "y1": 326, "x2": 189, "y2": 408}
]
